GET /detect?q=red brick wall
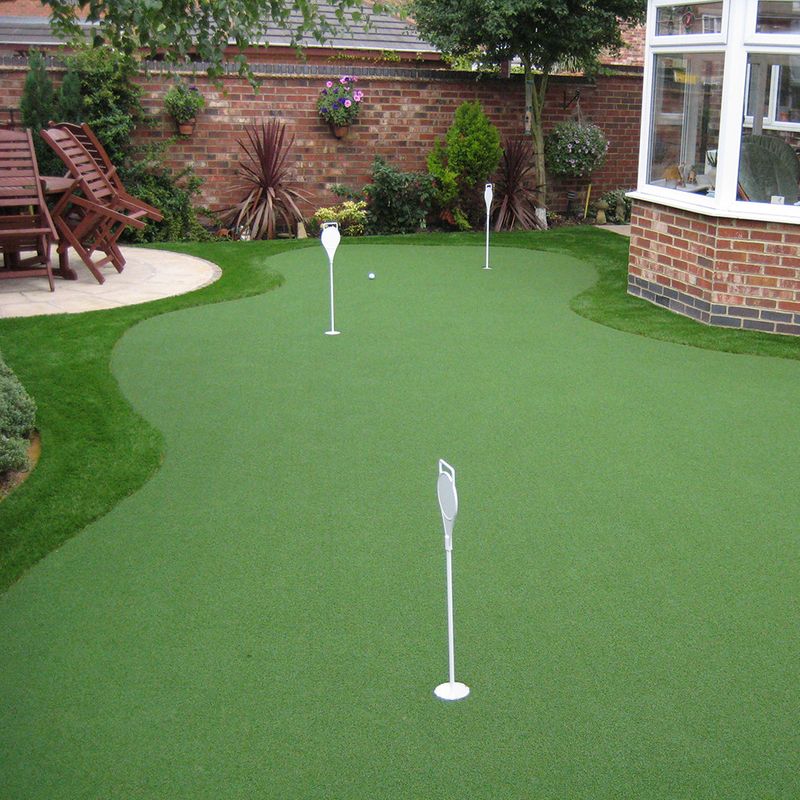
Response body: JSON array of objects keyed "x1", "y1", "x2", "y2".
[
  {"x1": 3, "y1": 1, "x2": 50, "y2": 16},
  {"x1": 629, "y1": 201, "x2": 800, "y2": 335},
  {"x1": 0, "y1": 56, "x2": 643, "y2": 222}
]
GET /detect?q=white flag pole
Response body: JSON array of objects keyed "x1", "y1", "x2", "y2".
[
  {"x1": 320, "y1": 222, "x2": 341, "y2": 335},
  {"x1": 483, "y1": 183, "x2": 493, "y2": 270},
  {"x1": 434, "y1": 459, "x2": 470, "y2": 701}
]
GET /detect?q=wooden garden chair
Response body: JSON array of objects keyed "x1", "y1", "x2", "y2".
[
  {"x1": 0, "y1": 128, "x2": 56, "y2": 291},
  {"x1": 48, "y1": 121, "x2": 163, "y2": 224},
  {"x1": 40, "y1": 126, "x2": 148, "y2": 284}
]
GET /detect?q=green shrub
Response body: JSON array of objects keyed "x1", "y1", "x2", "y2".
[
  {"x1": 427, "y1": 101, "x2": 502, "y2": 229},
  {"x1": 0, "y1": 352, "x2": 36, "y2": 474},
  {"x1": 122, "y1": 141, "x2": 212, "y2": 242},
  {"x1": 56, "y1": 65, "x2": 83, "y2": 121},
  {"x1": 363, "y1": 156, "x2": 434, "y2": 234},
  {"x1": 19, "y1": 50, "x2": 63, "y2": 177},
  {"x1": 0, "y1": 436, "x2": 29, "y2": 475},
  {"x1": 65, "y1": 45, "x2": 141, "y2": 167},
  {"x1": 309, "y1": 200, "x2": 368, "y2": 236}
]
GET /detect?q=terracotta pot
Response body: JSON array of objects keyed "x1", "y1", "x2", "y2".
[
  {"x1": 331, "y1": 124, "x2": 350, "y2": 139},
  {"x1": 177, "y1": 119, "x2": 196, "y2": 136}
]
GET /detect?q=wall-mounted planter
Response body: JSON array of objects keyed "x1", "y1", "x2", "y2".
[
  {"x1": 330, "y1": 124, "x2": 350, "y2": 139},
  {"x1": 177, "y1": 119, "x2": 196, "y2": 136},
  {"x1": 164, "y1": 83, "x2": 205, "y2": 138}
]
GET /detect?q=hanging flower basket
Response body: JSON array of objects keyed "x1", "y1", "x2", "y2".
[
  {"x1": 164, "y1": 83, "x2": 205, "y2": 137},
  {"x1": 545, "y1": 120, "x2": 608, "y2": 178},
  {"x1": 317, "y1": 76, "x2": 363, "y2": 136}
]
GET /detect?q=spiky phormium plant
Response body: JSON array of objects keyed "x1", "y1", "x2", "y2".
[
  {"x1": 494, "y1": 137, "x2": 541, "y2": 231},
  {"x1": 225, "y1": 119, "x2": 307, "y2": 239}
]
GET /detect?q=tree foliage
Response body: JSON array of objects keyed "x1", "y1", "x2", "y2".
[
  {"x1": 410, "y1": 0, "x2": 646, "y2": 224},
  {"x1": 44, "y1": 0, "x2": 376, "y2": 81},
  {"x1": 411, "y1": 0, "x2": 645, "y2": 75}
]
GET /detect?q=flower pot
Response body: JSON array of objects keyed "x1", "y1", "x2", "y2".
[
  {"x1": 331, "y1": 124, "x2": 350, "y2": 139},
  {"x1": 177, "y1": 119, "x2": 196, "y2": 136}
]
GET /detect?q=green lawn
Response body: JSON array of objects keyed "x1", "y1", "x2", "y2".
[{"x1": 1, "y1": 230, "x2": 798, "y2": 798}]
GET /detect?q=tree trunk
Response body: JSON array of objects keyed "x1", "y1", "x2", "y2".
[{"x1": 525, "y1": 63, "x2": 549, "y2": 229}]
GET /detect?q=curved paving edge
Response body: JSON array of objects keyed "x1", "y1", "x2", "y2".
[{"x1": 0, "y1": 246, "x2": 222, "y2": 318}]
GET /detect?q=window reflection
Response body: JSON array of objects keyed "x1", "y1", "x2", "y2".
[
  {"x1": 756, "y1": 1, "x2": 800, "y2": 34},
  {"x1": 655, "y1": 3, "x2": 724, "y2": 35},
  {"x1": 746, "y1": 56, "x2": 800, "y2": 124},
  {"x1": 648, "y1": 53, "x2": 724, "y2": 194},
  {"x1": 740, "y1": 54, "x2": 800, "y2": 205}
]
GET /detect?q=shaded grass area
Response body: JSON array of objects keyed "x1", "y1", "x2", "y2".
[{"x1": 0, "y1": 227, "x2": 798, "y2": 593}]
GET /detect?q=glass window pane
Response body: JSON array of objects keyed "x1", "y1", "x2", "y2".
[
  {"x1": 648, "y1": 53, "x2": 724, "y2": 194},
  {"x1": 777, "y1": 59, "x2": 800, "y2": 121},
  {"x1": 655, "y1": 3, "x2": 724, "y2": 35},
  {"x1": 745, "y1": 60, "x2": 773, "y2": 120},
  {"x1": 756, "y1": 1, "x2": 800, "y2": 34},
  {"x1": 739, "y1": 55, "x2": 800, "y2": 205}
]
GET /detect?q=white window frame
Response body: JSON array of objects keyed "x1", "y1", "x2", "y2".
[{"x1": 632, "y1": 0, "x2": 800, "y2": 224}]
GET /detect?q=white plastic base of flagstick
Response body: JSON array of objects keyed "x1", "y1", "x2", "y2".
[
  {"x1": 434, "y1": 681, "x2": 470, "y2": 701},
  {"x1": 325, "y1": 330, "x2": 341, "y2": 336},
  {"x1": 483, "y1": 266, "x2": 492, "y2": 270}
]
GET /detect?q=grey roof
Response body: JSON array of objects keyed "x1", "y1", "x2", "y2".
[
  {"x1": 0, "y1": 6, "x2": 438, "y2": 53},
  {"x1": 0, "y1": 16, "x2": 58, "y2": 47},
  {"x1": 264, "y1": 5, "x2": 437, "y2": 52}
]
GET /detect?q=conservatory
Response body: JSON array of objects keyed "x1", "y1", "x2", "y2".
[{"x1": 628, "y1": 0, "x2": 800, "y2": 335}]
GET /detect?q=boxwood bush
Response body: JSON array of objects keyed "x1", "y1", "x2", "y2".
[{"x1": 0, "y1": 351, "x2": 36, "y2": 474}]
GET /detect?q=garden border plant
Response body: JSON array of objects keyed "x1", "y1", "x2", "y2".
[
  {"x1": 2, "y1": 229, "x2": 799, "y2": 593},
  {"x1": 0, "y1": 351, "x2": 37, "y2": 478}
]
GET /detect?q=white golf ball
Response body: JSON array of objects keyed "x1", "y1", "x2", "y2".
[{"x1": 368, "y1": 272, "x2": 375, "y2": 280}]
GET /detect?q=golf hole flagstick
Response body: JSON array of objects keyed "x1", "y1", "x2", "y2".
[
  {"x1": 483, "y1": 183, "x2": 493, "y2": 270},
  {"x1": 434, "y1": 459, "x2": 470, "y2": 701},
  {"x1": 320, "y1": 221, "x2": 341, "y2": 335}
]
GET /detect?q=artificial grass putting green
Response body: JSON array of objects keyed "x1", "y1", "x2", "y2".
[{"x1": 1, "y1": 242, "x2": 799, "y2": 798}]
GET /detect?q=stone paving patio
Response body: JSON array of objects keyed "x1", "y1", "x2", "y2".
[{"x1": 0, "y1": 246, "x2": 221, "y2": 317}]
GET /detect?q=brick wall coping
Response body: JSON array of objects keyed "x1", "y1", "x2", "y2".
[
  {"x1": 628, "y1": 188, "x2": 800, "y2": 227},
  {"x1": 0, "y1": 52, "x2": 643, "y2": 82}
]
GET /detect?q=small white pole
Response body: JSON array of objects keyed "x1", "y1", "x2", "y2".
[
  {"x1": 434, "y1": 459, "x2": 470, "y2": 701},
  {"x1": 320, "y1": 222, "x2": 341, "y2": 335},
  {"x1": 444, "y1": 545, "x2": 457, "y2": 687},
  {"x1": 483, "y1": 183, "x2": 493, "y2": 270}
]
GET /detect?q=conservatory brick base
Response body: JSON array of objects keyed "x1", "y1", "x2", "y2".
[{"x1": 628, "y1": 201, "x2": 800, "y2": 336}]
